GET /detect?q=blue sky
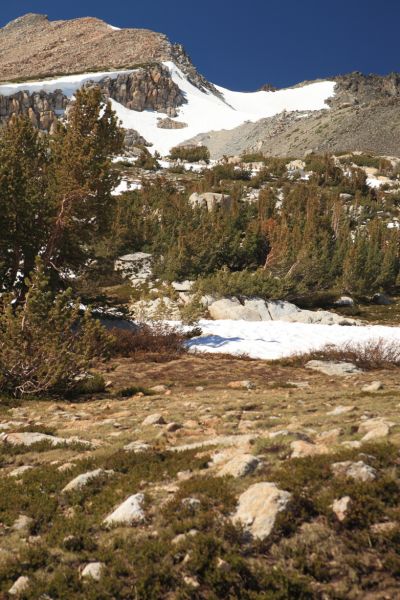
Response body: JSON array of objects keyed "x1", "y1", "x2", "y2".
[{"x1": 1, "y1": 1, "x2": 398, "y2": 90}]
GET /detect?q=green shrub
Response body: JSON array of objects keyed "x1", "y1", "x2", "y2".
[
  {"x1": 0, "y1": 260, "x2": 111, "y2": 398},
  {"x1": 169, "y1": 145, "x2": 210, "y2": 163}
]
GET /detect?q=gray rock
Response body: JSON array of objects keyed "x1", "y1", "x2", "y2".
[
  {"x1": 232, "y1": 482, "x2": 291, "y2": 540},
  {"x1": 0, "y1": 431, "x2": 91, "y2": 447},
  {"x1": 8, "y1": 465, "x2": 33, "y2": 477},
  {"x1": 8, "y1": 576, "x2": 30, "y2": 596},
  {"x1": 142, "y1": 413, "x2": 166, "y2": 426},
  {"x1": 12, "y1": 515, "x2": 34, "y2": 533},
  {"x1": 62, "y1": 469, "x2": 113, "y2": 493},
  {"x1": 327, "y1": 405, "x2": 355, "y2": 416},
  {"x1": 81, "y1": 562, "x2": 105, "y2": 581},
  {"x1": 123, "y1": 441, "x2": 151, "y2": 453},
  {"x1": 361, "y1": 381, "x2": 384, "y2": 393},
  {"x1": 306, "y1": 360, "x2": 362, "y2": 376},
  {"x1": 114, "y1": 252, "x2": 153, "y2": 285},
  {"x1": 332, "y1": 496, "x2": 352, "y2": 521},
  {"x1": 189, "y1": 192, "x2": 232, "y2": 212},
  {"x1": 103, "y1": 493, "x2": 145, "y2": 526},
  {"x1": 331, "y1": 460, "x2": 377, "y2": 482},
  {"x1": 218, "y1": 454, "x2": 260, "y2": 478}
]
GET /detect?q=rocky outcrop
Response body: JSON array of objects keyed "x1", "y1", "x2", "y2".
[
  {"x1": 97, "y1": 64, "x2": 185, "y2": 114},
  {"x1": 189, "y1": 192, "x2": 232, "y2": 211},
  {"x1": 207, "y1": 298, "x2": 357, "y2": 325},
  {"x1": 0, "y1": 63, "x2": 186, "y2": 135},
  {"x1": 157, "y1": 117, "x2": 188, "y2": 129},
  {"x1": 0, "y1": 88, "x2": 67, "y2": 131}
]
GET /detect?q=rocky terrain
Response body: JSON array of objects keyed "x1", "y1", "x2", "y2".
[
  {"x1": 0, "y1": 353, "x2": 399, "y2": 597},
  {"x1": 0, "y1": 13, "x2": 214, "y2": 94},
  {"x1": 186, "y1": 73, "x2": 400, "y2": 159}
]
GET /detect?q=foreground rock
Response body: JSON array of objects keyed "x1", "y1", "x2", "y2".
[
  {"x1": 232, "y1": 482, "x2": 291, "y2": 540},
  {"x1": 332, "y1": 461, "x2": 377, "y2": 482},
  {"x1": 103, "y1": 494, "x2": 145, "y2": 526},
  {"x1": 306, "y1": 361, "x2": 362, "y2": 376}
]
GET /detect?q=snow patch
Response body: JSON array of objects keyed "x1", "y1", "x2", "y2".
[{"x1": 185, "y1": 320, "x2": 400, "y2": 361}]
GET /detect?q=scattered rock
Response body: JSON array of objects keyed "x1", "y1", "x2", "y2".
[
  {"x1": 227, "y1": 380, "x2": 255, "y2": 390},
  {"x1": 8, "y1": 465, "x2": 33, "y2": 477},
  {"x1": 8, "y1": 576, "x2": 30, "y2": 596},
  {"x1": 341, "y1": 440, "x2": 362, "y2": 449},
  {"x1": 166, "y1": 422, "x2": 182, "y2": 433},
  {"x1": 217, "y1": 454, "x2": 260, "y2": 478},
  {"x1": 361, "y1": 381, "x2": 384, "y2": 393},
  {"x1": 142, "y1": 413, "x2": 166, "y2": 426},
  {"x1": 371, "y1": 522, "x2": 397, "y2": 534},
  {"x1": 290, "y1": 440, "x2": 330, "y2": 458},
  {"x1": 189, "y1": 192, "x2": 232, "y2": 212},
  {"x1": 81, "y1": 562, "x2": 105, "y2": 581},
  {"x1": 327, "y1": 405, "x2": 355, "y2": 416},
  {"x1": 0, "y1": 431, "x2": 91, "y2": 447},
  {"x1": 331, "y1": 461, "x2": 377, "y2": 482},
  {"x1": 232, "y1": 482, "x2": 291, "y2": 540},
  {"x1": 12, "y1": 515, "x2": 34, "y2": 533},
  {"x1": 103, "y1": 493, "x2": 145, "y2": 526},
  {"x1": 306, "y1": 361, "x2": 361, "y2": 376},
  {"x1": 124, "y1": 441, "x2": 151, "y2": 453},
  {"x1": 150, "y1": 384, "x2": 168, "y2": 393},
  {"x1": 62, "y1": 469, "x2": 113, "y2": 493},
  {"x1": 181, "y1": 497, "x2": 201, "y2": 511},
  {"x1": 315, "y1": 428, "x2": 343, "y2": 445},
  {"x1": 183, "y1": 575, "x2": 200, "y2": 589},
  {"x1": 358, "y1": 418, "x2": 393, "y2": 441},
  {"x1": 332, "y1": 496, "x2": 352, "y2": 521}
]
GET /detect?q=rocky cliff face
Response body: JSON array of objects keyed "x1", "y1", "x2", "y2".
[
  {"x1": 0, "y1": 63, "x2": 186, "y2": 136},
  {"x1": 97, "y1": 64, "x2": 185, "y2": 115}
]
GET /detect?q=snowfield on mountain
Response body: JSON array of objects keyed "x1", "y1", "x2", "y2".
[{"x1": 0, "y1": 62, "x2": 336, "y2": 155}]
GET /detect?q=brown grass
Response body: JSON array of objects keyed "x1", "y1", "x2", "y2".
[
  {"x1": 273, "y1": 338, "x2": 400, "y2": 370},
  {"x1": 109, "y1": 323, "x2": 199, "y2": 362}
]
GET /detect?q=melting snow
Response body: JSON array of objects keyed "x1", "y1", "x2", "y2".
[{"x1": 185, "y1": 320, "x2": 400, "y2": 361}]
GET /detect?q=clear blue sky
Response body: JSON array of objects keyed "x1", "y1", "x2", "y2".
[{"x1": 1, "y1": 0, "x2": 398, "y2": 90}]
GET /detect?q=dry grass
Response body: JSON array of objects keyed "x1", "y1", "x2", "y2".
[
  {"x1": 109, "y1": 323, "x2": 197, "y2": 362},
  {"x1": 275, "y1": 338, "x2": 400, "y2": 370}
]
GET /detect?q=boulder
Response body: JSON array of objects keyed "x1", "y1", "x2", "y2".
[
  {"x1": 142, "y1": 413, "x2": 166, "y2": 426},
  {"x1": 189, "y1": 192, "x2": 232, "y2": 212},
  {"x1": 81, "y1": 562, "x2": 105, "y2": 581},
  {"x1": 232, "y1": 482, "x2": 291, "y2": 540},
  {"x1": 290, "y1": 440, "x2": 330, "y2": 458},
  {"x1": 103, "y1": 493, "x2": 145, "y2": 526},
  {"x1": 114, "y1": 252, "x2": 153, "y2": 285},
  {"x1": 12, "y1": 515, "x2": 34, "y2": 534},
  {"x1": 8, "y1": 576, "x2": 30, "y2": 596},
  {"x1": 358, "y1": 418, "x2": 393, "y2": 441},
  {"x1": 334, "y1": 296, "x2": 355, "y2": 307},
  {"x1": 208, "y1": 298, "x2": 261, "y2": 321},
  {"x1": 227, "y1": 380, "x2": 255, "y2": 390},
  {"x1": 123, "y1": 441, "x2": 151, "y2": 452},
  {"x1": 217, "y1": 454, "x2": 260, "y2": 478},
  {"x1": 331, "y1": 461, "x2": 377, "y2": 482},
  {"x1": 8, "y1": 465, "x2": 33, "y2": 477},
  {"x1": 332, "y1": 496, "x2": 352, "y2": 521},
  {"x1": 207, "y1": 297, "x2": 357, "y2": 324},
  {"x1": 327, "y1": 405, "x2": 355, "y2": 416},
  {"x1": 62, "y1": 469, "x2": 112, "y2": 493},
  {"x1": 306, "y1": 361, "x2": 362, "y2": 376},
  {"x1": 361, "y1": 381, "x2": 384, "y2": 393}
]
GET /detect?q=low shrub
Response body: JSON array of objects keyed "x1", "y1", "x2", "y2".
[
  {"x1": 286, "y1": 338, "x2": 400, "y2": 370},
  {"x1": 0, "y1": 261, "x2": 111, "y2": 398},
  {"x1": 169, "y1": 145, "x2": 210, "y2": 163},
  {"x1": 110, "y1": 322, "x2": 189, "y2": 359}
]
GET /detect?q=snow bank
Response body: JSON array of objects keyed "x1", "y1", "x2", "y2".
[
  {"x1": 0, "y1": 63, "x2": 336, "y2": 156},
  {"x1": 186, "y1": 320, "x2": 400, "y2": 360}
]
